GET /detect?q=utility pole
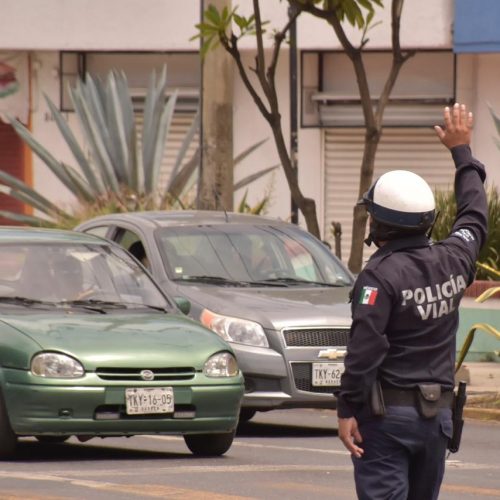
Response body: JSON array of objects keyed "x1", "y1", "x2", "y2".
[{"x1": 198, "y1": 0, "x2": 234, "y2": 211}]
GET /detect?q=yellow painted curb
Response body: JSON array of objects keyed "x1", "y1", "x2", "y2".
[{"x1": 464, "y1": 407, "x2": 500, "y2": 422}]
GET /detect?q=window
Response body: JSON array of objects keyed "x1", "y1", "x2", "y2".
[
  {"x1": 59, "y1": 52, "x2": 199, "y2": 112},
  {"x1": 83, "y1": 226, "x2": 110, "y2": 238},
  {"x1": 302, "y1": 50, "x2": 455, "y2": 127}
]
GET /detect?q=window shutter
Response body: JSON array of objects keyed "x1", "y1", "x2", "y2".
[{"x1": 323, "y1": 128, "x2": 454, "y2": 264}]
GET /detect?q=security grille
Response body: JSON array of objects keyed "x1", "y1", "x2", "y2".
[{"x1": 323, "y1": 128, "x2": 454, "y2": 263}]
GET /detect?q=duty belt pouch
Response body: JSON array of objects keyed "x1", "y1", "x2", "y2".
[
  {"x1": 370, "y1": 380, "x2": 386, "y2": 417},
  {"x1": 417, "y1": 384, "x2": 441, "y2": 418}
]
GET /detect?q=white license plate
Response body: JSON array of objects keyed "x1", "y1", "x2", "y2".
[
  {"x1": 312, "y1": 362, "x2": 345, "y2": 387},
  {"x1": 125, "y1": 387, "x2": 174, "y2": 415}
]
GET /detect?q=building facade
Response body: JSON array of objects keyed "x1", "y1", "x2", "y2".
[{"x1": 0, "y1": 0, "x2": 499, "y2": 263}]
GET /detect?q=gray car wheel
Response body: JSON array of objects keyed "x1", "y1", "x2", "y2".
[{"x1": 184, "y1": 431, "x2": 235, "y2": 456}]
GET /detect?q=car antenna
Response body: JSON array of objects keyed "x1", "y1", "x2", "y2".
[{"x1": 213, "y1": 189, "x2": 229, "y2": 222}]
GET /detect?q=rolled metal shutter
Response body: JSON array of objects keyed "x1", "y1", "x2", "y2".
[
  {"x1": 135, "y1": 110, "x2": 199, "y2": 196},
  {"x1": 323, "y1": 128, "x2": 455, "y2": 265}
]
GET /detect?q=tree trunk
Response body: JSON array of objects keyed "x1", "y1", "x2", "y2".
[
  {"x1": 199, "y1": 0, "x2": 234, "y2": 211},
  {"x1": 347, "y1": 128, "x2": 381, "y2": 273},
  {"x1": 270, "y1": 119, "x2": 321, "y2": 238}
]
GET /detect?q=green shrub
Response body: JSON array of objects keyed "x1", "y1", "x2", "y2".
[{"x1": 432, "y1": 186, "x2": 500, "y2": 280}]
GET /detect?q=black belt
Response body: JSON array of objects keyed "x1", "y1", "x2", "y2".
[{"x1": 382, "y1": 388, "x2": 454, "y2": 408}]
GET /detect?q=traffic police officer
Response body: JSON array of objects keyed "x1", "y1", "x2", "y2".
[{"x1": 334, "y1": 103, "x2": 488, "y2": 500}]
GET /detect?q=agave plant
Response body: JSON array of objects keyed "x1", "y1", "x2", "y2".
[{"x1": 0, "y1": 67, "x2": 278, "y2": 227}]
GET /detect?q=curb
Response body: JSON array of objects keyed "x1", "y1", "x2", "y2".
[{"x1": 464, "y1": 407, "x2": 500, "y2": 422}]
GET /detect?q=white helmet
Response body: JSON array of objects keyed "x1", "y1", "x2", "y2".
[{"x1": 361, "y1": 170, "x2": 436, "y2": 238}]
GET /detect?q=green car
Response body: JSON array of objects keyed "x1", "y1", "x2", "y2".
[{"x1": 0, "y1": 228, "x2": 244, "y2": 458}]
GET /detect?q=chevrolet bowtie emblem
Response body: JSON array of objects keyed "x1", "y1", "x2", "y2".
[{"x1": 317, "y1": 348, "x2": 347, "y2": 360}]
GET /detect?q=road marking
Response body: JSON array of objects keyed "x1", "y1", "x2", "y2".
[
  {"x1": 445, "y1": 459, "x2": 500, "y2": 470},
  {"x1": 144, "y1": 435, "x2": 350, "y2": 455},
  {"x1": 442, "y1": 484, "x2": 500, "y2": 497},
  {"x1": 0, "y1": 472, "x2": 250, "y2": 499}
]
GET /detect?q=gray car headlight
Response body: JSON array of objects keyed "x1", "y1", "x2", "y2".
[
  {"x1": 31, "y1": 352, "x2": 85, "y2": 378},
  {"x1": 203, "y1": 352, "x2": 239, "y2": 377},
  {"x1": 201, "y1": 309, "x2": 269, "y2": 348}
]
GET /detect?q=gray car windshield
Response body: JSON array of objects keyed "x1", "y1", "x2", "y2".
[
  {"x1": 0, "y1": 243, "x2": 170, "y2": 309},
  {"x1": 156, "y1": 225, "x2": 353, "y2": 286}
]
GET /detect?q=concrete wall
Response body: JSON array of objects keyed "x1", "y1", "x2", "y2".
[
  {"x1": 457, "y1": 298, "x2": 500, "y2": 362},
  {"x1": 1, "y1": 0, "x2": 452, "y2": 51},
  {"x1": 1, "y1": 0, "x2": 200, "y2": 51}
]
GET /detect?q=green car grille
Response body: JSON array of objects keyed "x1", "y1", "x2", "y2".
[{"x1": 95, "y1": 367, "x2": 196, "y2": 381}]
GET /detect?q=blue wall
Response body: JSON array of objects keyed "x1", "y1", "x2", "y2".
[{"x1": 454, "y1": 0, "x2": 500, "y2": 53}]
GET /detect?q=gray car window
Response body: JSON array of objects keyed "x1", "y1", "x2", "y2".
[{"x1": 156, "y1": 225, "x2": 352, "y2": 286}]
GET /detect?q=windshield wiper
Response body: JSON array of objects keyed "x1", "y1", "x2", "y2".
[
  {"x1": 0, "y1": 296, "x2": 55, "y2": 307},
  {"x1": 173, "y1": 275, "x2": 252, "y2": 287},
  {"x1": 62, "y1": 300, "x2": 168, "y2": 313},
  {"x1": 116, "y1": 302, "x2": 169, "y2": 313},
  {"x1": 256, "y1": 277, "x2": 344, "y2": 287},
  {"x1": 61, "y1": 299, "x2": 128, "y2": 311}
]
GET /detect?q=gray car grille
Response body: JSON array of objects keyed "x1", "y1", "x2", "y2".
[
  {"x1": 96, "y1": 367, "x2": 196, "y2": 381},
  {"x1": 283, "y1": 328, "x2": 349, "y2": 347}
]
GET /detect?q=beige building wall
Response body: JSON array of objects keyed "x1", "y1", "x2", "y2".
[{"x1": 2, "y1": 0, "x2": 499, "y2": 233}]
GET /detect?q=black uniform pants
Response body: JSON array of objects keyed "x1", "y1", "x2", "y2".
[{"x1": 352, "y1": 405, "x2": 453, "y2": 500}]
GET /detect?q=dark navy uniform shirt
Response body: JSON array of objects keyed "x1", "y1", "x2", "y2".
[{"x1": 335, "y1": 145, "x2": 488, "y2": 419}]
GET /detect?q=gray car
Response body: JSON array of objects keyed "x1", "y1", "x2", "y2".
[{"x1": 76, "y1": 211, "x2": 354, "y2": 421}]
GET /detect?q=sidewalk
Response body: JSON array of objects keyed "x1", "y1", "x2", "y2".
[
  {"x1": 457, "y1": 362, "x2": 500, "y2": 421},
  {"x1": 458, "y1": 362, "x2": 500, "y2": 393}
]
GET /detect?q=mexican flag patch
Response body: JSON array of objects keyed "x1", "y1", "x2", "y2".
[{"x1": 359, "y1": 286, "x2": 378, "y2": 305}]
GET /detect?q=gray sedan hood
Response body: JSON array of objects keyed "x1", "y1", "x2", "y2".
[{"x1": 178, "y1": 284, "x2": 352, "y2": 330}]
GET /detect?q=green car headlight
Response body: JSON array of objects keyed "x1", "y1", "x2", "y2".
[
  {"x1": 203, "y1": 352, "x2": 239, "y2": 378},
  {"x1": 200, "y1": 309, "x2": 269, "y2": 348},
  {"x1": 31, "y1": 352, "x2": 85, "y2": 378}
]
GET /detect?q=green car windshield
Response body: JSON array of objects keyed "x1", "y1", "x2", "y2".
[
  {"x1": 156, "y1": 225, "x2": 353, "y2": 286},
  {"x1": 0, "y1": 242, "x2": 170, "y2": 309}
]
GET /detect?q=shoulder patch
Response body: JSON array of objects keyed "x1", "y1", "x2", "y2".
[
  {"x1": 452, "y1": 228, "x2": 475, "y2": 243},
  {"x1": 359, "y1": 286, "x2": 378, "y2": 305}
]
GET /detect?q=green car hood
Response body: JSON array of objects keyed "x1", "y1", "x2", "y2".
[{"x1": 1, "y1": 312, "x2": 230, "y2": 370}]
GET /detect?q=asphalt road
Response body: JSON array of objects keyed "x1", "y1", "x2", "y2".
[{"x1": 0, "y1": 409, "x2": 498, "y2": 500}]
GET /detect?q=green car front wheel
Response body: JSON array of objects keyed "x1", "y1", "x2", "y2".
[{"x1": 184, "y1": 431, "x2": 235, "y2": 456}]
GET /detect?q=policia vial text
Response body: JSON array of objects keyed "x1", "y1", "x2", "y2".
[{"x1": 401, "y1": 274, "x2": 467, "y2": 320}]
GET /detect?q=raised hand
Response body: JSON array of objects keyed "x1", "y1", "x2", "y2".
[{"x1": 434, "y1": 102, "x2": 473, "y2": 150}]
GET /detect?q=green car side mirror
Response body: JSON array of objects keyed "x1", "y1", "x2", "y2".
[{"x1": 174, "y1": 297, "x2": 191, "y2": 315}]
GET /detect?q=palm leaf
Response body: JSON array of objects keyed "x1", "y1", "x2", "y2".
[
  {"x1": 104, "y1": 72, "x2": 129, "y2": 184},
  {"x1": 0, "y1": 210, "x2": 55, "y2": 227},
  {"x1": 142, "y1": 66, "x2": 169, "y2": 191},
  {"x1": 70, "y1": 83, "x2": 120, "y2": 193},
  {"x1": 44, "y1": 95, "x2": 104, "y2": 195},
  {"x1": 0, "y1": 175, "x2": 71, "y2": 219},
  {"x1": 149, "y1": 90, "x2": 178, "y2": 193},
  {"x1": 8, "y1": 117, "x2": 91, "y2": 199},
  {"x1": 234, "y1": 165, "x2": 279, "y2": 191},
  {"x1": 167, "y1": 148, "x2": 200, "y2": 201},
  {"x1": 233, "y1": 138, "x2": 268, "y2": 166},
  {"x1": 167, "y1": 108, "x2": 200, "y2": 191}
]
